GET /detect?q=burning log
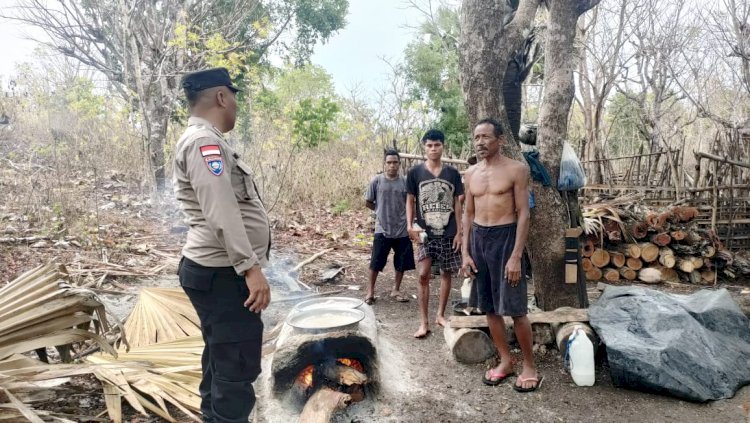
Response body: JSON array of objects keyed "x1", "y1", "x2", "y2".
[
  {"x1": 299, "y1": 387, "x2": 352, "y2": 423},
  {"x1": 321, "y1": 361, "x2": 368, "y2": 386}
]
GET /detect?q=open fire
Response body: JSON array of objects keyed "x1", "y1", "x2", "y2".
[{"x1": 294, "y1": 358, "x2": 366, "y2": 391}]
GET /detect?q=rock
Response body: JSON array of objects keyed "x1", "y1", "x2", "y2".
[{"x1": 590, "y1": 286, "x2": 750, "y2": 402}]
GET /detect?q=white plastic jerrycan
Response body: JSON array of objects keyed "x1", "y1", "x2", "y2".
[{"x1": 568, "y1": 325, "x2": 595, "y2": 386}]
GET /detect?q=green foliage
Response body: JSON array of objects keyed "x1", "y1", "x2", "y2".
[
  {"x1": 606, "y1": 92, "x2": 647, "y2": 156},
  {"x1": 292, "y1": 0, "x2": 349, "y2": 62},
  {"x1": 292, "y1": 96, "x2": 340, "y2": 147},
  {"x1": 332, "y1": 198, "x2": 351, "y2": 215},
  {"x1": 403, "y1": 6, "x2": 469, "y2": 155}
]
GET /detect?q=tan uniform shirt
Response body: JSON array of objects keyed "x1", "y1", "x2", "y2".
[{"x1": 173, "y1": 116, "x2": 271, "y2": 275}]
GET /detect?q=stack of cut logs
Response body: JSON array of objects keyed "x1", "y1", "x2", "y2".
[{"x1": 582, "y1": 205, "x2": 750, "y2": 284}]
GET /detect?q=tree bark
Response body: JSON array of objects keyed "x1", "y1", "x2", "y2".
[
  {"x1": 459, "y1": 0, "x2": 541, "y2": 152},
  {"x1": 529, "y1": 0, "x2": 600, "y2": 310}
]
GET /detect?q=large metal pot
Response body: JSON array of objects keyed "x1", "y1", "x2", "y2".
[
  {"x1": 293, "y1": 296, "x2": 363, "y2": 312},
  {"x1": 286, "y1": 307, "x2": 365, "y2": 334}
]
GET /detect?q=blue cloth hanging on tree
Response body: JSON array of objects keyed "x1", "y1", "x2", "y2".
[{"x1": 522, "y1": 151, "x2": 552, "y2": 187}]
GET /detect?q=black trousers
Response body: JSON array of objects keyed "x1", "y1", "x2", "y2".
[{"x1": 178, "y1": 257, "x2": 264, "y2": 423}]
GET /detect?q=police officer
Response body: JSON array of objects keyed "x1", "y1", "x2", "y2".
[{"x1": 173, "y1": 67, "x2": 271, "y2": 423}]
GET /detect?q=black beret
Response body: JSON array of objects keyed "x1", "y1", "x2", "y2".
[{"x1": 181, "y1": 67, "x2": 241, "y2": 94}]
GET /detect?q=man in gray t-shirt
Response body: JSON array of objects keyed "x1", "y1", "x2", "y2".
[{"x1": 364, "y1": 149, "x2": 416, "y2": 305}]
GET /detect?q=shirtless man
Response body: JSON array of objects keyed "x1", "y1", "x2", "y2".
[{"x1": 461, "y1": 118, "x2": 540, "y2": 392}]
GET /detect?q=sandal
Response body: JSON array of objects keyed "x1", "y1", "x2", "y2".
[
  {"x1": 513, "y1": 375, "x2": 543, "y2": 393},
  {"x1": 482, "y1": 369, "x2": 515, "y2": 386}
]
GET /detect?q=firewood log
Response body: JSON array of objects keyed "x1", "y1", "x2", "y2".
[
  {"x1": 591, "y1": 249, "x2": 610, "y2": 268},
  {"x1": 626, "y1": 257, "x2": 643, "y2": 270},
  {"x1": 603, "y1": 268, "x2": 620, "y2": 282},
  {"x1": 676, "y1": 207, "x2": 699, "y2": 222},
  {"x1": 700, "y1": 270, "x2": 716, "y2": 284},
  {"x1": 443, "y1": 327, "x2": 495, "y2": 364},
  {"x1": 638, "y1": 267, "x2": 662, "y2": 284},
  {"x1": 670, "y1": 230, "x2": 686, "y2": 241},
  {"x1": 638, "y1": 243, "x2": 659, "y2": 262},
  {"x1": 657, "y1": 211, "x2": 670, "y2": 229},
  {"x1": 688, "y1": 270, "x2": 702, "y2": 284},
  {"x1": 677, "y1": 258, "x2": 695, "y2": 273},
  {"x1": 300, "y1": 388, "x2": 352, "y2": 423},
  {"x1": 658, "y1": 247, "x2": 675, "y2": 269},
  {"x1": 650, "y1": 232, "x2": 672, "y2": 247},
  {"x1": 607, "y1": 231, "x2": 622, "y2": 242},
  {"x1": 322, "y1": 363, "x2": 368, "y2": 386},
  {"x1": 645, "y1": 212, "x2": 660, "y2": 228},
  {"x1": 690, "y1": 256, "x2": 704, "y2": 270},
  {"x1": 622, "y1": 243, "x2": 641, "y2": 259},
  {"x1": 701, "y1": 245, "x2": 716, "y2": 258},
  {"x1": 582, "y1": 257, "x2": 593, "y2": 272},
  {"x1": 585, "y1": 268, "x2": 603, "y2": 281},
  {"x1": 649, "y1": 265, "x2": 678, "y2": 283},
  {"x1": 582, "y1": 238, "x2": 596, "y2": 258},
  {"x1": 609, "y1": 252, "x2": 626, "y2": 268},
  {"x1": 630, "y1": 222, "x2": 649, "y2": 240},
  {"x1": 619, "y1": 267, "x2": 637, "y2": 281}
]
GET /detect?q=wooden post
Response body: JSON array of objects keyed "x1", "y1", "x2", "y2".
[{"x1": 711, "y1": 159, "x2": 719, "y2": 233}]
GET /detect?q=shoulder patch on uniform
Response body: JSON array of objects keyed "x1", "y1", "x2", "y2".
[
  {"x1": 205, "y1": 155, "x2": 224, "y2": 176},
  {"x1": 200, "y1": 145, "x2": 221, "y2": 157}
]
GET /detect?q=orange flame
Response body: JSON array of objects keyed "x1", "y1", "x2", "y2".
[
  {"x1": 337, "y1": 358, "x2": 365, "y2": 373},
  {"x1": 296, "y1": 365, "x2": 314, "y2": 388}
]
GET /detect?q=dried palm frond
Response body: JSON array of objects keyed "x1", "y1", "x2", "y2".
[
  {"x1": 87, "y1": 336, "x2": 204, "y2": 422},
  {"x1": 122, "y1": 288, "x2": 201, "y2": 349},
  {"x1": 0, "y1": 262, "x2": 116, "y2": 361}
]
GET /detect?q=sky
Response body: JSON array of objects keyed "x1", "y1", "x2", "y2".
[{"x1": 0, "y1": 0, "x2": 425, "y2": 96}]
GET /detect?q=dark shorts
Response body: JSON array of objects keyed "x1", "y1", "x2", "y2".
[
  {"x1": 370, "y1": 234, "x2": 416, "y2": 272},
  {"x1": 470, "y1": 223, "x2": 528, "y2": 316},
  {"x1": 416, "y1": 236, "x2": 462, "y2": 273}
]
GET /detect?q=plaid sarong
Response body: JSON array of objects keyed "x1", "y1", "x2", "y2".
[{"x1": 416, "y1": 237, "x2": 462, "y2": 273}]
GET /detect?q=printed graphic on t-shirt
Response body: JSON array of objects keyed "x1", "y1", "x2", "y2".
[{"x1": 418, "y1": 179, "x2": 455, "y2": 236}]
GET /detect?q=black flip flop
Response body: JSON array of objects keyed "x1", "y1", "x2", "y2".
[{"x1": 482, "y1": 369, "x2": 515, "y2": 386}]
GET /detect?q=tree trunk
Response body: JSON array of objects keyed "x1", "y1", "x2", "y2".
[
  {"x1": 146, "y1": 102, "x2": 169, "y2": 193},
  {"x1": 528, "y1": 0, "x2": 600, "y2": 310},
  {"x1": 458, "y1": 0, "x2": 541, "y2": 152}
]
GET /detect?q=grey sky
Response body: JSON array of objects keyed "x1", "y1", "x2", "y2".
[{"x1": 0, "y1": 0, "x2": 424, "y2": 96}]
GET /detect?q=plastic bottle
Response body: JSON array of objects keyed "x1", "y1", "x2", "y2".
[
  {"x1": 461, "y1": 278, "x2": 472, "y2": 303},
  {"x1": 568, "y1": 325, "x2": 595, "y2": 386}
]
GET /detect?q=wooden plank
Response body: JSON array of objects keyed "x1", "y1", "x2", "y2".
[{"x1": 448, "y1": 307, "x2": 589, "y2": 329}]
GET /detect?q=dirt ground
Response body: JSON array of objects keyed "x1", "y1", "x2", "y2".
[
  {"x1": 261, "y1": 252, "x2": 750, "y2": 423},
  {"x1": 3, "y1": 203, "x2": 750, "y2": 422}
]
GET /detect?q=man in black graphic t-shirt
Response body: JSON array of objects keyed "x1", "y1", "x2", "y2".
[{"x1": 406, "y1": 129, "x2": 464, "y2": 338}]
